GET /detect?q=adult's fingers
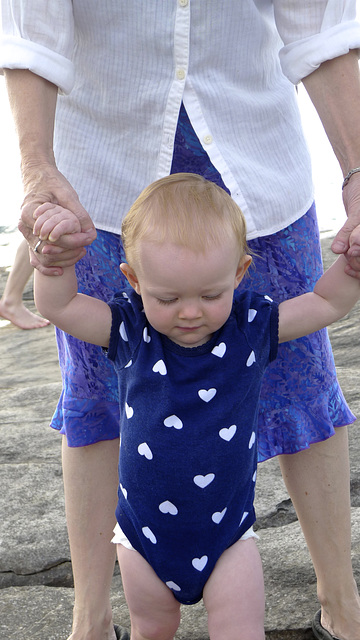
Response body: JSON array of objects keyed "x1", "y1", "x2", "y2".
[
  {"x1": 40, "y1": 230, "x2": 97, "y2": 250},
  {"x1": 28, "y1": 241, "x2": 87, "y2": 275}
]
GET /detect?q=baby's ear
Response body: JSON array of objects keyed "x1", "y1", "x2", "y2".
[
  {"x1": 234, "y1": 254, "x2": 252, "y2": 288},
  {"x1": 120, "y1": 263, "x2": 141, "y2": 294}
]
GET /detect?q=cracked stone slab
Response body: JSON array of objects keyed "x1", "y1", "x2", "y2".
[
  {"x1": 259, "y1": 512, "x2": 360, "y2": 628},
  {"x1": 0, "y1": 241, "x2": 359, "y2": 639},
  {"x1": 0, "y1": 574, "x2": 315, "y2": 640},
  {"x1": 0, "y1": 462, "x2": 69, "y2": 575},
  {"x1": 0, "y1": 384, "x2": 63, "y2": 465}
]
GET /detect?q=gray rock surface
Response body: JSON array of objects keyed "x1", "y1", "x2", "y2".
[{"x1": 0, "y1": 237, "x2": 359, "y2": 639}]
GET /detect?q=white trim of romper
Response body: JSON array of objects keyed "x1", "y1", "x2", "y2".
[{"x1": 111, "y1": 522, "x2": 259, "y2": 549}]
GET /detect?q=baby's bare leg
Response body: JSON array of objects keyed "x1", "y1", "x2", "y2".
[
  {"x1": 117, "y1": 545, "x2": 181, "y2": 640},
  {"x1": 203, "y1": 537, "x2": 265, "y2": 640}
]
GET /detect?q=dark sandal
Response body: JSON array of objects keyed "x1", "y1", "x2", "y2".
[
  {"x1": 312, "y1": 610, "x2": 341, "y2": 640},
  {"x1": 114, "y1": 624, "x2": 130, "y2": 640}
]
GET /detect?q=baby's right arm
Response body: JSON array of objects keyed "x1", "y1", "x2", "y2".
[{"x1": 33, "y1": 204, "x2": 112, "y2": 347}]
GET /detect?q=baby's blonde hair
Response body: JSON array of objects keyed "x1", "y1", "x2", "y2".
[{"x1": 121, "y1": 173, "x2": 249, "y2": 267}]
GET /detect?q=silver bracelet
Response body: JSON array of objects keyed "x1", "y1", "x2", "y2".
[{"x1": 342, "y1": 167, "x2": 360, "y2": 190}]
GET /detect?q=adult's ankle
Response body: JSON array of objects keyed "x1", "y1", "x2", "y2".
[{"x1": 69, "y1": 604, "x2": 116, "y2": 640}]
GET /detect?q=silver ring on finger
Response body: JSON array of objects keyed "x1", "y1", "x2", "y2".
[{"x1": 33, "y1": 239, "x2": 42, "y2": 253}]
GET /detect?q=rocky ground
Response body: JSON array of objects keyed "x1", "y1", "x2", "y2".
[{"x1": 0, "y1": 237, "x2": 359, "y2": 639}]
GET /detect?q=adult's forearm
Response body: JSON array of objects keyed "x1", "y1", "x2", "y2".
[
  {"x1": 4, "y1": 69, "x2": 58, "y2": 179},
  {"x1": 303, "y1": 50, "x2": 360, "y2": 274},
  {"x1": 302, "y1": 50, "x2": 360, "y2": 176},
  {"x1": 4, "y1": 68, "x2": 96, "y2": 275}
]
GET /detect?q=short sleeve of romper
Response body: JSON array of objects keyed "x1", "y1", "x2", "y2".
[{"x1": 107, "y1": 289, "x2": 278, "y2": 605}]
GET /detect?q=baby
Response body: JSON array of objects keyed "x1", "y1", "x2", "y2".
[{"x1": 33, "y1": 173, "x2": 360, "y2": 640}]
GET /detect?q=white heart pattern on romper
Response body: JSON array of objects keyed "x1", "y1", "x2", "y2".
[
  {"x1": 212, "y1": 507, "x2": 227, "y2": 524},
  {"x1": 211, "y1": 342, "x2": 226, "y2": 358},
  {"x1": 219, "y1": 424, "x2": 237, "y2": 441},
  {"x1": 163, "y1": 415, "x2": 183, "y2": 430},
  {"x1": 248, "y1": 308, "x2": 257, "y2": 322},
  {"x1": 124, "y1": 359, "x2": 132, "y2": 368},
  {"x1": 240, "y1": 511, "x2": 249, "y2": 526},
  {"x1": 138, "y1": 442, "x2": 153, "y2": 460},
  {"x1": 192, "y1": 556, "x2": 208, "y2": 571},
  {"x1": 166, "y1": 580, "x2": 181, "y2": 591},
  {"x1": 198, "y1": 388, "x2": 216, "y2": 402},
  {"x1": 119, "y1": 321, "x2": 128, "y2": 342},
  {"x1": 120, "y1": 483, "x2": 128, "y2": 500},
  {"x1": 193, "y1": 473, "x2": 215, "y2": 488},
  {"x1": 159, "y1": 500, "x2": 178, "y2": 515},
  {"x1": 142, "y1": 526, "x2": 157, "y2": 544},
  {"x1": 248, "y1": 431, "x2": 256, "y2": 449},
  {"x1": 143, "y1": 327, "x2": 151, "y2": 343},
  {"x1": 264, "y1": 295, "x2": 273, "y2": 302},
  {"x1": 152, "y1": 359, "x2": 167, "y2": 375},
  {"x1": 125, "y1": 402, "x2": 134, "y2": 419},
  {"x1": 246, "y1": 351, "x2": 256, "y2": 367}
]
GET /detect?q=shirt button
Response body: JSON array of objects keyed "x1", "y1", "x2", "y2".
[
  {"x1": 179, "y1": 0, "x2": 188, "y2": 6},
  {"x1": 176, "y1": 68, "x2": 186, "y2": 81},
  {"x1": 203, "y1": 134, "x2": 213, "y2": 145}
]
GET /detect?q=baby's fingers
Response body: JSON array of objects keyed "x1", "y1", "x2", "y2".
[
  {"x1": 33, "y1": 203, "x2": 62, "y2": 235},
  {"x1": 33, "y1": 202, "x2": 59, "y2": 218},
  {"x1": 33, "y1": 205, "x2": 82, "y2": 241},
  {"x1": 38, "y1": 217, "x2": 81, "y2": 242},
  {"x1": 347, "y1": 225, "x2": 360, "y2": 258}
]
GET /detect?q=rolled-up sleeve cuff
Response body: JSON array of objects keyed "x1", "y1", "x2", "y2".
[
  {"x1": 280, "y1": 21, "x2": 360, "y2": 85},
  {"x1": 0, "y1": 35, "x2": 75, "y2": 94}
]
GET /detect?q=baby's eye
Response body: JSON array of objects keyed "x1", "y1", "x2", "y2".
[
  {"x1": 157, "y1": 298, "x2": 178, "y2": 305},
  {"x1": 202, "y1": 294, "x2": 221, "y2": 301}
]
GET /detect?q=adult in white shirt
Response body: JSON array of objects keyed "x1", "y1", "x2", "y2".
[{"x1": 1, "y1": 3, "x2": 360, "y2": 640}]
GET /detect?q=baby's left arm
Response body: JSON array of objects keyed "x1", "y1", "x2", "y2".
[{"x1": 279, "y1": 255, "x2": 360, "y2": 343}]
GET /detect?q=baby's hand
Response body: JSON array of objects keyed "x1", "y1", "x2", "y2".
[{"x1": 33, "y1": 203, "x2": 82, "y2": 243}]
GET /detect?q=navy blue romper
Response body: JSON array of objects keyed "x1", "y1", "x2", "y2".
[{"x1": 107, "y1": 289, "x2": 278, "y2": 604}]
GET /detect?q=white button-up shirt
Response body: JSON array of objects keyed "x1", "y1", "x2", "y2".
[{"x1": 1, "y1": 1, "x2": 360, "y2": 238}]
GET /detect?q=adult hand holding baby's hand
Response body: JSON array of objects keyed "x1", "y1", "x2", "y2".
[{"x1": 18, "y1": 163, "x2": 97, "y2": 275}]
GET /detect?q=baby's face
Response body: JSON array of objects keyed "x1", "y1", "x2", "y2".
[{"x1": 131, "y1": 239, "x2": 250, "y2": 348}]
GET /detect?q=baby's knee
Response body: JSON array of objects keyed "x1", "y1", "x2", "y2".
[{"x1": 131, "y1": 611, "x2": 181, "y2": 640}]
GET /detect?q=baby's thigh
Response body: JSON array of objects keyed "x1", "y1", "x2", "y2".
[
  {"x1": 203, "y1": 538, "x2": 265, "y2": 640},
  {"x1": 117, "y1": 545, "x2": 181, "y2": 640}
]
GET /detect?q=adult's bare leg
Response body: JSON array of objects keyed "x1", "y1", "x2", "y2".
[
  {"x1": 278, "y1": 426, "x2": 360, "y2": 640},
  {"x1": 62, "y1": 436, "x2": 120, "y2": 640},
  {"x1": 0, "y1": 238, "x2": 50, "y2": 329}
]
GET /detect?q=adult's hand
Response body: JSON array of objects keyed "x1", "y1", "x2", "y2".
[
  {"x1": 331, "y1": 172, "x2": 360, "y2": 279},
  {"x1": 19, "y1": 162, "x2": 97, "y2": 275},
  {"x1": 3, "y1": 70, "x2": 95, "y2": 275}
]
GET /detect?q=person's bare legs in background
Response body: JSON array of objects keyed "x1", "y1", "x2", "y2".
[{"x1": 0, "y1": 238, "x2": 50, "y2": 329}]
